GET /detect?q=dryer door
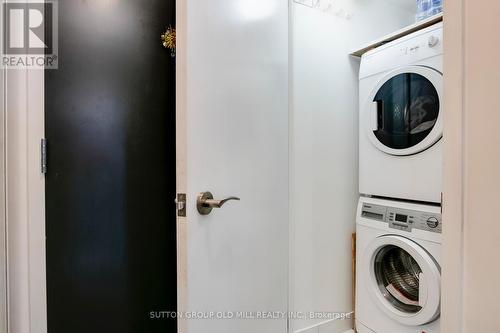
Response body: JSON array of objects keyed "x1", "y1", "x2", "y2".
[
  {"x1": 363, "y1": 66, "x2": 443, "y2": 156},
  {"x1": 364, "y1": 235, "x2": 441, "y2": 326}
]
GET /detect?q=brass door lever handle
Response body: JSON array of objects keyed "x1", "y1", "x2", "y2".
[{"x1": 197, "y1": 191, "x2": 240, "y2": 215}]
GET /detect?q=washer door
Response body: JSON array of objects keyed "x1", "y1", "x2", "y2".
[
  {"x1": 364, "y1": 66, "x2": 443, "y2": 156},
  {"x1": 364, "y1": 235, "x2": 441, "y2": 326}
]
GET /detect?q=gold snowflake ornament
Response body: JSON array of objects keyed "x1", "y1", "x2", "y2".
[{"x1": 161, "y1": 26, "x2": 176, "y2": 57}]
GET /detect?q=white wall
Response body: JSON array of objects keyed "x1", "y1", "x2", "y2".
[
  {"x1": 443, "y1": 0, "x2": 500, "y2": 332},
  {"x1": 289, "y1": 1, "x2": 415, "y2": 332}
]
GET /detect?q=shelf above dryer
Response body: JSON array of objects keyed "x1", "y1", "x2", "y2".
[{"x1": 350, "y1": 13, "x2": 443, "y2": 58}]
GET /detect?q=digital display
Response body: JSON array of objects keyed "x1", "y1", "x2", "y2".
[
  {"x1": 362, "y1": 211, "x2": 384, "y2": 220},
  {"x1": 395, "y1": 214, "x2": 408, "y2": 223}
]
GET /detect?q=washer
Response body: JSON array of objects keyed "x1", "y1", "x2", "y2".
[
  {"x1": 359, "y1": 22, "x2": 443, "y2": 203},
  {"x1": 355, "y1": 196, "x2": 441, "y2": 333}
]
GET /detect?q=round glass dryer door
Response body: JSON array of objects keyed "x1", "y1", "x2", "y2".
[
  {"x1": 364, "y1": 235, "x2": 441, "y2": 326},
  {"x1": 364, "y1": 66, "x2": 443, "y2": 156}
]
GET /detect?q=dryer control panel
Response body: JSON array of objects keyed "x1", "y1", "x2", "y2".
[{"x1": 361, "y1": 203, "x2": 442, "y2": 233}]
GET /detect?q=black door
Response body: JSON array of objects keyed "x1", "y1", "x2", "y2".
[{"x1": 45, "y1": 1, "x2": 176, "y2": 332}]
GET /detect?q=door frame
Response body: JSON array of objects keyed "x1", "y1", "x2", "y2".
[
  {"x1": 1, "y1": 0, "x2": 48, "y2": 330},
  {"x1": 441, "y1": 0, "x2": 465, "y2": 332},
  {"x1": 3, "y1": 67, "x2": 47, "y2": 333},
  {"x1": 1, "y1": 27, "x2": 7, "y2": 333}
]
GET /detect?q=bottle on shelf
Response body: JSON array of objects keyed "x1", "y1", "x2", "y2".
[
  {"x1": 416, "y1": 0, "x2": 431, "y2": 21},
  {"x1": 430, "y1": 0, "x2": 443, "y2": 16},
  {"x1": 416, "y1": 0, "x2": 443, "y2": 22}
]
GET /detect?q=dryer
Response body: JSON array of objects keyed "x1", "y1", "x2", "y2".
[
  {"x1": 359, "y1": 22, "x2": 443, "y2": 203},
  {"x1": 355, "y1": 196, "x2": 441, "y2": 333}
]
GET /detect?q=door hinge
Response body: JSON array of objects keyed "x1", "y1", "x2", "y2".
[
  {"x1": 175, "y1": 193, "x2": 186, "y2": 217},
  {"x1": 41, "y1": 138, "x2": 47, "y2": 174}
]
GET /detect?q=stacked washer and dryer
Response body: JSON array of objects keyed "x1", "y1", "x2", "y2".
[{"x1": 356, "y1": 22, "x2": 443, "y2": 333}]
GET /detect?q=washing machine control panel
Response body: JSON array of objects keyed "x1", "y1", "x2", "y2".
[{"x1": 361, "y1": 203, "x2": 442, "y2": 233}]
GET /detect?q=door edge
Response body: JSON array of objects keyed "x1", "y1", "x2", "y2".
[{"x1": 176, "y1": 0, "x2": 188, "y2": 332}]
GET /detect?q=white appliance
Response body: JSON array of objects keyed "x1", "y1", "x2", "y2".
[
  {"x1": 355, "y1": 197, "x2": 441, "y2": 333},
  {"x1": 359, "y1": 22, "x2": 443, "y2": 203}
]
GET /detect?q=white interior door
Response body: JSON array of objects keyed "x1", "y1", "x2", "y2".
[{"x1": 176, "y1": 1, "x2": 289, "y2": 333}]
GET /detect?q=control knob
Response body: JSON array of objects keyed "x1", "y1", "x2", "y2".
[
  {"x1": 428, "y1": 35, "x2": 440, "y2": 47},
  {"x1": 427, "y1": 217, "x2": 439, "y2": 229}
]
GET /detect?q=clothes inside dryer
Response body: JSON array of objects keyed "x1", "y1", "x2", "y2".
[
  {"x1": 374, "y1": 245, "x2": 423, "y2": 314},
  {"x1": 373, "y1": 72, "x2": 440, "y2": 150}
]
